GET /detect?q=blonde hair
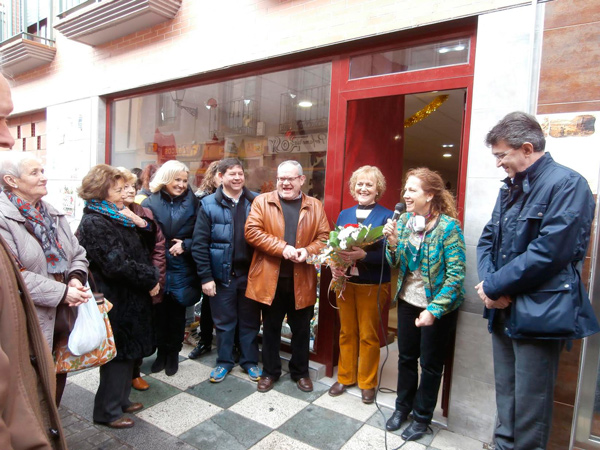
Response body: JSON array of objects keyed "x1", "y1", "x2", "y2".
[
  {"x1": 78, "y1": 165, "x2": 124, "y2": 201},
  {"x1": 116, "y1": 166, "x2": 137, "y2": 185},
  {"x1": 348, "y1": 165, "x2": 386, "y2": 202},
  {"x1": 149, "y1": 160, "x2": 189, "y2": 193},
  {"x1": 405, "y1": 167, "x2": 457, "y2": 219}
]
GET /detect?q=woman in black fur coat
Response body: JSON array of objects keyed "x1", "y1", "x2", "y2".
[{"x1": 77, "y1": 165, "x2": 159, "y2": 429}]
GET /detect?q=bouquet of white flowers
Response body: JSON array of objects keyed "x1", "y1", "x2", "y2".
[{"x1": 307, "y1": 223, "x2": 385, "y2": 297}]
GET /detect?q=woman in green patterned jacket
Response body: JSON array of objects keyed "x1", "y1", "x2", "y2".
[{"x1": 382, "y1": 167, "x2": 465, "y2": 442}]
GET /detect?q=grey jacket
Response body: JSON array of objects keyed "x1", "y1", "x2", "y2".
[{"x1": 0, "y1": 192, "x2": 88, "y2": 349}]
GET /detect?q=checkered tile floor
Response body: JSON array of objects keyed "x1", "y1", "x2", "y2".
[{"x1": 61, "y1": 344, "x2": 484, "y2": 450}]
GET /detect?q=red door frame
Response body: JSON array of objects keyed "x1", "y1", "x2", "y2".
[{"x1": 317, "y1": 27, "x2": 476, "y2": 381}]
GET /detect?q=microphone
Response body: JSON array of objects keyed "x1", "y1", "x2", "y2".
[{"x1": 391, "y1": 202, "x2": 406, "y2": 221}]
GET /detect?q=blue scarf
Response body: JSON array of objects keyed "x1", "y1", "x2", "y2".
[
  {"x1": 6, "y1": 191, "x2": 68, "y2": 273},
  {"x1": 85, "y1": 199, "x2": 135, "y2": 228}
]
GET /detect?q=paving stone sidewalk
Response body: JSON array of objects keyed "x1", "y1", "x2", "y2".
[{"x1": 60, "y1": 344, "x2": 486, "y2": 450}]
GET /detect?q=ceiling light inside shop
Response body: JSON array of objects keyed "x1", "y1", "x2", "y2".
[
  {"x1": 442, "y1": 144, "x2": 454, "y2": 148},
  {"x1": 438, "y1": 44, "x2": 465, "y2": 54},
  {"x1": 298, "y1": 100, "x2": 313, "y2": 108},
  {"x1": 394, "y1": 135, "x2": 401, "y2": 140},
  {"x1": 244, "y1": 99, "x2": 251, "y2": 106},
  {"x1": 443, "y1": 153, "x2": 452, "y2": 158}
]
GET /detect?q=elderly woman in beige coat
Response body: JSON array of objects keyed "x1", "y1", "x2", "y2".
[{"x1": 0, "y1": 151, "x2": 90, "y2": 405}]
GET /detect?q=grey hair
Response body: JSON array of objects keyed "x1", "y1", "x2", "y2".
[
  {"x1": 277, "y1": 160, "x2": 303, "y2": 176},
  {"x1": 0, "y1": 151, "x2": 41, "y2": 191},
  {"x1": 485, "y1": 111, "x2": 546, "y2": 152},
  {"x1": 149, "y1": 160, "x2": 189, "y2": 193}
]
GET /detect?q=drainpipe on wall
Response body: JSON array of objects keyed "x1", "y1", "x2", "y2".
[{"x1": 527, "y1": 0, "x2": 544, "y2": 115}]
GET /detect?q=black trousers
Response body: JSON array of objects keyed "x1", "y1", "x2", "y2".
[
  {"x1": 261, "y1": 277, "x2": 314, "y2": 381},
  {"x1": 155, "y1": 293, "x2": 187, "y2": 353},
  {"x1": 395, "y1": 300, "x2": 458, "y2": 424},
  {"x1": 199, "y1": 294, "x2": 214, "y2": 345},
  {"x1": 93, "y1": 358, "x2": 135, "y2": 423}
]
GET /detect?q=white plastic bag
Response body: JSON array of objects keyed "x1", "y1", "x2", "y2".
[{"x1": 67, "y1": 290, "x2": 107, "y2": 356}]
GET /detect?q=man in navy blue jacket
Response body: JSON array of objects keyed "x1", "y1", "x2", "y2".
[
  {"x1": 476, "y1": 111, "x2": 599, "y2": 450},
  {"x1": 191, "y1": 158, "x2": 261, "y2": 383}
]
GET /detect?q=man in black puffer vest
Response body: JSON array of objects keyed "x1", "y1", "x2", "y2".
[{"x1": 191, "y1": 158, "x2": 261, "y2": 383}]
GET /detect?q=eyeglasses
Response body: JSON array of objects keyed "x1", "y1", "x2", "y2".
[
  {"x1": 277, "y1": 176, "x2": 301, "y2": 183},
  {"x1": 493, "y1": 149, "x2": 513, "y2": 162}
]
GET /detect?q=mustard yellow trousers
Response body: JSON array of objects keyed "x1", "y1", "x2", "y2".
[{"x1": 336, "y1": 282, "x2": 390, "y2": 389}]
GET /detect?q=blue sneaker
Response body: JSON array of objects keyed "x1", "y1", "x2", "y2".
[
  {"x1": 210, "y1": 366, "x2": 229, "y2": 383},
  {"x1": 245, "y1": 366, "x2": 262, "y2": 382}
]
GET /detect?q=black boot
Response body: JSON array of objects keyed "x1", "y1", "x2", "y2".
[
  {"x1": 401, "y1": 420, "x2": 430, "y2": 441},
  {"x1": 165, "y1": 351, "x2": 179, "y2": 376},
  {"x1": 151, "y1": 348, "x2": 167, "y2": 373}
]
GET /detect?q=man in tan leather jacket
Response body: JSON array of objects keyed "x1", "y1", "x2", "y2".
[{"x1": 245, "y1": 160, "x2": 330, "y2": 393}]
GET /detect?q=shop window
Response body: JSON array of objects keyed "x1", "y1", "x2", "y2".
[
  {"x1": 111, "y1": 62, "x2": 331, "y2": 199},
  {"x1": 350, "y1": 37, "x2": 470, "y2": 79},
  {"x1": 110, "y1": 62, "x2": 332, "y2": 350}
]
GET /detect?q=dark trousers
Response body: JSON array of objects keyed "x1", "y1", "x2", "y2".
[
  {"x1": 210, "y1": 274, "x2": 261, "y2": 371},
  {"x1": 155, "y1": 293, "x2": 186, "y2": 353},
  {"x1": 200, "y1": 294, "x2": 214, "y2": 345},
  {"x1": 56, "y1": 373, "x2": 67, "y2": 406},
  {"x1": 492, "y1": 312, "x2": 562, "y2": 450},
  {"x1": 395, "y1": 300, "x2": 458, "y2": 424},
  {"x1": 262, "y1": 277, "x2": 314, "y2": 381},
  {"x1": 132, "y1": 357, "x2": 143, "y2": 379},
  {"x1": 93, "y1": 358, "x2": 135, "y2": 423}
]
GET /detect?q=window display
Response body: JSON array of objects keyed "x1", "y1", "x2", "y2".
[{"x1": 110, "y1": 62, "x2": 332, "y2": 351}]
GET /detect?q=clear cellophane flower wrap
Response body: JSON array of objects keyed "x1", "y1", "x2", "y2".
[{"x1": 307, "y1": 223, "x2": 384, "y2": 298}]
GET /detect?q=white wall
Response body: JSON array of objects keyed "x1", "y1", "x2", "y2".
[{"x1": 447, "y1": 3, "x2": 544, "y2": 442}]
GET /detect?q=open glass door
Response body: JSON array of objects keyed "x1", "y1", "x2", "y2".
[{"x1": 331, "y1": 88, "x2": 466, "y2": 423}]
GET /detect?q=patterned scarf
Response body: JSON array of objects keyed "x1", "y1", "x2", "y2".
[
  {"x1": 6, "y1": 191, "x2": 68, "y2": 273},
  {"x1": 85, "y1": 199, "x2": 136, "y2": 228}
]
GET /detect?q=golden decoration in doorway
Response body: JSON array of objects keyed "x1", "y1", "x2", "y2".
[{"x1": 404, "y1": 95, "x2": 450, "y2": 128}]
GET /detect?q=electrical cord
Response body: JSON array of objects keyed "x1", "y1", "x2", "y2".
[
  {"x1": 374, "y1": 234, "x2": 419, "y2": 450},
  {"x1": 374, "y1": 236, "x2": 394, "y2": 450}
]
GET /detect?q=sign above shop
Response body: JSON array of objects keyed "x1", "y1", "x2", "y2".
[{"x1": 267, "y1": 133, "x2": 327, "y2": 154}]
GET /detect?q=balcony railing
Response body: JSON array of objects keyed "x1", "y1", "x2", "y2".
[
  {"x1": 0, "y1": 32, "x2": 56, "y2": 77},
  {"x1": 54, "y1": 0, "x2": 181, "y2": 46}
]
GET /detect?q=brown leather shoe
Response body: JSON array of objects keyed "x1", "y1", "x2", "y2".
[
  {"x1": 328, "y1": 382, "x2": 351, "y2": 397},
  {"x1": 132, "y1": 377, "x2": 149, "y2": 391},
  {"x1": 257, "y1": 376, "x2": 277, "y2": 392},
  {"x1": 297, "y1": 377, "x2": 313, "y2": 392},
  {"x1": 361, "y1": 388, "x2": 376, "y2": 404},
  {"x1": 122, "y1": 402, "x2": 144, "y2": 413},
  {"x1": 105, "y1": 417, "x2": 134, "y2": 429}
]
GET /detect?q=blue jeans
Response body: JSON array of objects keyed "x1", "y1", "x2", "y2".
[
  {"x1": 210, "y1": 274, "x2": 261, "y2": 371},
  {"x1": 492, "y1": 311, "x2": 562, "y2": 450}
]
